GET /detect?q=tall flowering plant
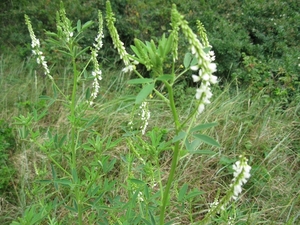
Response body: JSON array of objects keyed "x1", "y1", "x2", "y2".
[
  {"x1": 106, "y1": 1, "x2": 251, "y2": 224},
  {"x1": 16, "y1": 1, "x2": 251, "y2": 224}
]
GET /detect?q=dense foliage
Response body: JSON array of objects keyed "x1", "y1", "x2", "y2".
[{"x1": 1, "y1": 0, "x2": 299, "y2": 99}]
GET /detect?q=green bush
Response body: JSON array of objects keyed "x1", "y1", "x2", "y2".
[{"x1": 1, "y1": 0, "x2": 299, "y2": 101}]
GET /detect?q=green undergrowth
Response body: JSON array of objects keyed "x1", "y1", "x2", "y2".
[{"x1": 0, "y1": 54, "x2": 299, "y2": 224}]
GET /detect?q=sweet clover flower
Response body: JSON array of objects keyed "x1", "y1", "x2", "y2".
[
  {"x1": 139, "y1": 101, "x2": 150, "y2": 135},
  {"x1": 25, "y1": 15, "x2": 52, "y2": 80},
  {"x1": 171, "y1": 5, "x2": 218, "y2": 114},
  {"x1": 89, "y1": 11, "x2": 104, "y2": 105},
  {"x1": 56, "y1": 3, "x2": 73, "y2": 43},
  {"x1": 89, "y1": 50, "x2": 102, "y2": 105},
  {"x1": 93, "y1": 11, "x2": 104, "y2": 51},
  {"x1": 230, "y1": 155, "x2": 251, "y2": 200},
  {"x1": 106, "y1": 1, "x2": 130, "y2": 66},
  {"x1": 203, "y1": 156, "x2": 251, "y2": 223},
  {"x1": 106, "y1": 1, "x2": 137, "y2": 73}
]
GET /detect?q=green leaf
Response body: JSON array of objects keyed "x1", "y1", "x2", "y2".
[
  {"x1": 128, "y1": 178, "x2": 145, "y2": 185},
  {"x1": 190, "y1": 122, "x2": 218, "y2": 132},
  {"x1": 51, "y1": 164, "x2": 58, "y2": 190},
  {"x1": 149, "y1": 209, "x2": 156, "y2": 225},
  {"x1": 130, "y1": 45, "x2": 144, "y2": 62},
  {"x1": 65, "y1": 205, "x2": 78, "y2": 213},
  {"x1": 185, "y1": 139, "x2": 201, "y2": 152},
  {"x1": 135, "y1": 83, "x2": 154, "y2": 104},
  {"x1": 172, "y1": 131, "x2": 187, "y2": 143},
  {"x1": 162, "y1": 33, "x2": 173, "y2": 58},
  {"x1": 81, "y1": 20, "x2": 93, "y2": 31},
  {"x1": 188, "y1": 149, "x2": 216, "y2": 155},
  {"x1": 77, "y1": 19, "x2": 81, "y2": 32},
  {"x1": 84, "y1": 117, "x2": 98, "y2": 129},
  {"x1": 75, "y1": 46, "x2": 90, "y2": 58},
  {"x1": 39, "y1": 95, "x2": 52, "y2": 100},
  {"x1": 186, "y1": 189, "x2": 205, "y2": 200},
  {"x1": 178, "y1": 183, "x2": 188, "y2": 202},
  {"x1": 54, "y1": 179, "x2": 72, "y2": 187},
  {"x1": 203, "y1": 46, "x2": 211, "y2": 54},
  {"x1": 156, "y1": 74, "x2": 173, "y2": 82},
  {"x1": 127, "y1": 78, "x2": 154, "y2": 84},
  {"x1": 72, "y1": 168, "x2": 78, "y2": 183},
  {"x1": 58, "y1": 134, "x2": 67, "y2": 148},
  {"x1": 193, "y1": 134, "x2": 220, "y2": 147},
  {"x1": 190, "y1": 56, "x2": 198, "y2": 66},
  {"x1": 36, "y1": 179, "x2": 52, "y2": 184},
  {"x1": 183, "y1": 53, "x2": 192, "y2": 68}
]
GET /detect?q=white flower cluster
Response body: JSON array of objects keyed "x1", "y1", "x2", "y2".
[
  {"x1": 89, "y1": 50, "x2": 102, "y2": 105},
  {"x1": 106, "y1": 6, "x2": 130, "y2": 67},
  {"x1": 89, "y1": 11, "x2": 105, "y2": 106},
  {"x1": 179, "y1": 20, "x2": 218, "y2": 114},
  {"x1": 230, "y1": 156, "x2": 251, "y2": 200},
  {"x1": 25, "y1": 15, "x2": 52, "y2": 80},
  {"x1": 190, "y1": 49, "x2": 217, "y2": 114},
  {"x1": 57, "y1": 7, "x2": 73, "y2": 43},
  {"x1": 139, "y1": 102, "x2": 151, "y2": 135},
  {"x1": 93, "y1": 11, "x2": 104, "y2": 51},
  {"x1": 106, "y1": 1, "x2": 138, "y2": 73},
  {"x1": 122, "y1": 59, "x2": 139, "y2": 73}
]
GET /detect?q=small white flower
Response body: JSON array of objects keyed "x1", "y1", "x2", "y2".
[
  {"x1": 192, "y1": 75, "x2": 201, "y2": 82},
  {"x1": 208, "y1": 62, "x2": 217, "y2": 73},
  {"x1": 231, "y1": 156, "x2": 251, "y2": 201},
  {"x1": 209, "y1": 75, "x2": 218, "y2": 84},
  {"x1": 122, "y1": 64, "x2": 135, "y2": 73},
  {"x1": 202, "y1": 73, "x2": 210, "y2": 81},
  {"x1": 190, "y1": 65, "x2": 199, "y2": 71},
  {"x1": 197, "y1": 103, "x2": 205, "y2": 114}
]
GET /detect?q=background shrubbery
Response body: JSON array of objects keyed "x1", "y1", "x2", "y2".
[{"x1": 1, "y1": 0, "x2": 299, "y2": 102}]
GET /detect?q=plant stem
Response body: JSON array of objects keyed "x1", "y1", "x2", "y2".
[
  {"x1": 159, "y1": 81, "x2": 181, "y2": 225},
  {"x1": 71, "y1": 55, "x2": 78, "y2": 170},
  {"x1": 70, "y1": 51, "x2": 83, "y2": 225}
]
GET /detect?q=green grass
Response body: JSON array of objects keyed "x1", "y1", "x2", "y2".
[{"x1": 0, "y1": 53, "x2": 299, "y2": 224}]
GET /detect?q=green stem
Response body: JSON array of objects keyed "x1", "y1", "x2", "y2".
[
  {"x1": 159, "y1": 81, "x2": 181, "y2": 225},
  {"x1": 71, "y1": 56, "x2": 78, "y2": 170},
  {"x1": 70, "y1": 50, "x2": 83, "y2": 225}
]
